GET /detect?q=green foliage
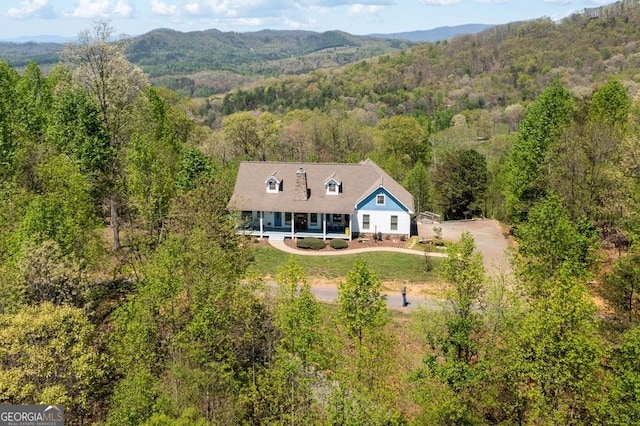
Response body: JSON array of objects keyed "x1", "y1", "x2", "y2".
[
  {"x1": 15, "y1": 239, "x2": 88, "y2": 307},
  {"x1": 514, "y1": 195, "x2": 599, "y2": 295},
  {"x1": 337, "y1": 258, "x2": 388, "y2": 346},
  {"x1": 379, "y1": 115, "x2": 430, "y2": 180},
  {"x1": 505, "y1": 82, "x2": 574, "y2": 222},
  {"x1": 330, "y1": 238, "x2": 349, "y2": 249},
  {"x1": 505, "y1": 273, "x2": 604, "y2": 424},
  {"x1": 127, "y1": 87, "x2": 190, "y2": 239},
  {"x1": 403, "y1": 160, "x2": 433, "y2": 213},
  {"x1": 12, "y1": 155, "x2": 103, "y2": 266},
  {"x1": 176, "y1": 147, "x2": 214, "y2": 192},
  {"x1": 296, "y1": 237, "x2": 326, "y2": 250},
  {"x1": 432, "y1": 148, "x2": 488, "y2": 219},
  {"x1": 416, "y1": 233, "x2": 486, "y2": 423},
  {"x1": 608, "y1": 325, "x2": 640, "y2": 424},
  {"x1": 274, "y1": 257, "x2": 322, "y2": 365},
  {"x1": 0, "y1": 303, "x2": 105, "y2": 423},
  {"x1": 0, "y1": 61, "x2": 19, "y2": 179},
  {"x1": 601, "y1": 251, "x2": 640, "y2": 324}
]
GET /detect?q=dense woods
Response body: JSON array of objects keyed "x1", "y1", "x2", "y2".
[{"x1": 2, "y1": 1, "x2": 640, "y2": 424}]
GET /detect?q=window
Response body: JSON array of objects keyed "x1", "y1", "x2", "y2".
[
  {"x1": 310, "y1": 213, "x2": 318, "y2": 226},
  {"x1": 376, "y1": 194, "x2": 385, "y2": 205},
  {"x1": 327, "y1": 182, "x2": 337, "y2": 193},
  {"x1": 285, "y1": 212, "x2": 292, "y2": 225},
  {"x1": 390, "y1": 215, "x2": 398, "y2": 231},
  {"x1": 363, "y1": 214, "x2": 370, "y2": 230},
  {"x1": 266, "y1": 179, "x2": 280, "y2": 193}
]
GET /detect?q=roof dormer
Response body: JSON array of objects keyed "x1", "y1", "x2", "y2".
[
  {"x1": 265, "y1": 172, "x2": 281, "y2": 193},
  {"x1": 325, "y1": 174, "x2": 341, "y2": 195}
]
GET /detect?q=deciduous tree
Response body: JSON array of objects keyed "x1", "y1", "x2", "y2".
[{"x1": 62, "y1": 20, "x2": 148, "y2": 250}]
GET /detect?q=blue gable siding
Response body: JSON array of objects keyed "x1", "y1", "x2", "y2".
[{"x1": 356, "y1": 187, "x2": 408, "y2": 212}]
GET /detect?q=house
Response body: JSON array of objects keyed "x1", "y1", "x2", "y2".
[{"x1": 227, "y1": 159, "x2": 415, "y2": 241}]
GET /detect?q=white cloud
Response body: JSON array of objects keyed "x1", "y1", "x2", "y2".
[
  {"x1": 419, "y1": 0, "x2": 460, "y2": 5},
  {"x1": 476, "y1": 0, "x2": 510, "y2": 4},
  {"x1": 348, "y1": 4, "x2": 384, "y2": 16},
  {"x1": 542, "y1": 0, "x2": 572, "y2": 4},
  {"x1": 151, "y1": 0, "x2": 179, "y2": 16},
  {"x1": 7, "y1": 0, "x2": 56, "y2": 19},
  {"x1": 67, "y1": 0, "x2": 111, "y2": 18},
  {"x1": 114, "y1": 0, "x2": 134, "y2": 17}
]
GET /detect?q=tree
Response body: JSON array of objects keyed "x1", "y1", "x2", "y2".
[
  {"x1": 379, "y1": 115, "x2": 430, "y2": 180},
  {"x1": 126, "y1": 88, "x2": 191, "y2": 242},
  {"x1": 505, "y1": 273, "x2": 604, "y2": 424},
  {"x1": 404, "y1": 160, "x2": 433, "y2": 213},
  {"x1": 337, "y1": 258, "x2": 388, "y2": 346},
  {"x1": 62, "y1": 20, "x2": 148, "y2": 250},
  {"x1": 505, "y1": 82, "x2": 574, "y2": 222},
  {"x1": 601, "y1": 252, "x2": 640, "y2": 324},
  {"x1": 609, "y1": 325, "x2": 640, "y2": 424},
  {"x1": 0, "y1": 303, "x2": 104, "y2": 424},
  {"x1": 437, "y1": 232, "x2": 486, "y2": 364},
  {"x1": 514, "y1": 195, "x2": 598, "y2": 296},
  {"x1": 0, "y1": 61, "x2": 19, "y2": 179},
  {"x1": 548, "y1": 79, "x2": 632, "y2": 239},
  {"x1": 274, "y1": 256, "x2": 322, "y2": 366},
  {"x1": 222, "y1": 111, "x2": 260, "y2": 159},
  {"x1": 431, "y1": 148, "x2": 488, "y2": 219},
  {"x1": 415, "y1": 232, "x2": 488, "y2": 424}
]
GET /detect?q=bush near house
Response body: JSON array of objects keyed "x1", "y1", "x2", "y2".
[
  {"x1": 296, "y1": 237, "x2": 325, "y2": 250},
  {"x1": 330, "y1": 239, "x2": 349, "y2": 249}
]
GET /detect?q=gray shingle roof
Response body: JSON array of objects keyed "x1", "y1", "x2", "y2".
[{"x1": 228, "y1": 159, "x2": 414, "y2": 214}]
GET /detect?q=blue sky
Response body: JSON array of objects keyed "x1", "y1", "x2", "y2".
[{"x1": 0, "y1": 0, "x2": 619, "y2": 39}]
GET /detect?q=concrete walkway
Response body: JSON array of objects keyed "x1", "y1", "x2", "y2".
[{"x1": 267, "y1": 239, "x2": 447, "y2": 258}]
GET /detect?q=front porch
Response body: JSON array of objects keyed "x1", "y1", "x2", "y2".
[{"x1": 238, "y1": 211, "x2": 353, "y2": 240}]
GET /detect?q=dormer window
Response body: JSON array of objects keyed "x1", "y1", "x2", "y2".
[
  {"x1": 265, "y1": 174, "x2": 281, "y2": 193},
  {"x1": 325, "y1": 176, "x2": 341, "y2": 195}
]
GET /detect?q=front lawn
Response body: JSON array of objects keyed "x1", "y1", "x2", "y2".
[{"x1": 247, "y1": 245, "x2": 441, "y2": 283}]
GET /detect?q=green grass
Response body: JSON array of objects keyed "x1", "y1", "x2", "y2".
[{"x1": 247, "y1": 245, "x2": 441, "y2": 283}]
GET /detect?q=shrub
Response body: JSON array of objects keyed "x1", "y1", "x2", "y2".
[
  {"x1": 330, "y1": 239, "x2": 348, "y2": 249},
  {"x1": 296, "y1": 237, "x2": 325, "y2": 250},
  {"x1": 400, "y1": 234, "x2": 406, "y2": 242}
]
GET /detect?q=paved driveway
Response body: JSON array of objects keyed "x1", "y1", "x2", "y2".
[{"x1": 419, "y1": 219, "x2": 513, "y2": 276}]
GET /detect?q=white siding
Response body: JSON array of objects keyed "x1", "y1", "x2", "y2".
[{"x1": 356, "y1": 210, "x2": 410, "y2": 236}]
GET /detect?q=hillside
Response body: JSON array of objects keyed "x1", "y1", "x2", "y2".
[
  {"x1": 0, "y1": 25, "x2": 501, "y2": 98},
  {"x1": 0, "y1": 28, "x2": 416, "y2": 96},
  {"x1": 216, "y1": 0, "x2": 640, "y2": 119}
]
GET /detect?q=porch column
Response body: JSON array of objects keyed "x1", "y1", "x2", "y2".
[
  {"x1": 259, "y1": 211, "x2": 264, "y2": 240},
  {"x1": 322, "y1": 213, "x2": 327, "y2": 241},
  {"x1": 349, "y1": 214, "x2": 353, "y2": 241},
  {"x1": 291, "y1": 212, "x2": 294, "y2": 238}
]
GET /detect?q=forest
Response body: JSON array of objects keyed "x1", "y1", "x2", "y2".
[{"x1": 1, "y1": 0, "x2": 640, "y2": 424}]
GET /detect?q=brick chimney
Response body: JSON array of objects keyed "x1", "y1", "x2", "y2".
[{"x1": 294, "y1": 167, "x2": 308, "y2": 201}]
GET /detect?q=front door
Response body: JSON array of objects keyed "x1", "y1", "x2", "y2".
[
  {"x1": 274, "y1": 212, "x2": 282, "y2": 227},
  {"x1": 294, "y1": 213, "x2": 307, "y2": 231}
]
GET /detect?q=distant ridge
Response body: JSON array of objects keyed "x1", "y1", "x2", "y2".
[
  {"x1": 368, "y1": 24, "x2": 494, "y2": 42},
  {"x1": 0, "y1": 35, "x2": 76, "y2": 43}
]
